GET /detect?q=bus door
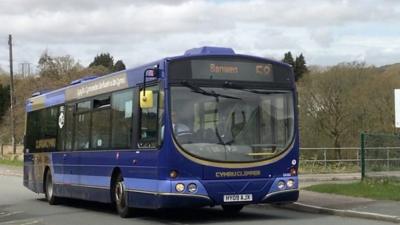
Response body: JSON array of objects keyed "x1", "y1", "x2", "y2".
[{"x1": 134, "y1": 85, "x2": 162, "y2": 180}]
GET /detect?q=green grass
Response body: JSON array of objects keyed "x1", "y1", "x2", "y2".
[
  {"x1": 304, "y1": 178, "x2": 400, "y2": 201},
  {"x1": 299, "y1": 163, "x2": 360, "y2": 174},
  {"x1": 0, "y1": 159, "x2": 23, "y2": 167}
]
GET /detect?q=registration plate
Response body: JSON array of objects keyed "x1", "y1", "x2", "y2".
[{"x1": 223, "y1": 194, "x2": 253, "y2": 202}]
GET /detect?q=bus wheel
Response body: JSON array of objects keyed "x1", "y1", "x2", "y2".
[
  {"x1": 114, "y1": 174, "x2": 133, "y2": 218},
  {"x1": 45, "y1": 171, "x2": 59, "y2": 205},
  {"x1": 222, "y1": 205, "x2": 244, "y2": 214}
]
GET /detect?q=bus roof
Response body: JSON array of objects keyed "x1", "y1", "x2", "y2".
[{"x1": 26, "y1": 46, "x2": 291, "y2": 112}]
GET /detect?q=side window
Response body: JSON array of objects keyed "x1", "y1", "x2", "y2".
[
  {"x1": 38, "y1": 107, "x2": 58, "y2": 152},
  {"x1": 138, "y1": 85, "x2": 161, "y2": 148},
  {"x1": 74, "y1": 101, "x2": 91, "y2": 150},
  {"x1": 91, "y1": 96, "x2": 111, "y2": 149},
  {"x1": 25, "y1": 107, "x2": 58, "y2": 152},
  {"x1": 25, "y1": 111, "x2": 39, "y2": 153},
  {"x1": 111, "y1": 89, "x2": 133, "y2": 148}
]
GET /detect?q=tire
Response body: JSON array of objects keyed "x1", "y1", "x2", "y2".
[
  {"x1": 45, "y1": 170, "x2": 59, "y2": 205},
  {"x1": 114, "y1": 174, "x2": 134, "y2": 218},
  {"x1": 222, "y1": 205, "x2": 244, "y2": 214}
]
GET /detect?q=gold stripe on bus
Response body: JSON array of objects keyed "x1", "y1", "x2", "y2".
[
  {"x1": 30, "y1": 96, "x2": 46, "y2": 111},
  {"x1": 65, "y1": 72, "x2": 129, "y2": 101},
  {"x1": 172, "y1": 137, "x2": 295, "y2": 169}
]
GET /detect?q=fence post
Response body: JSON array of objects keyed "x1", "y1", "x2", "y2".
[
  {"x1": 324, "y1": 149, "x2": 327, "y2": 170},
  {"x1": 360, "y1": 132, "x2": 366, "y2": 180},
  {"x1": 386, "y1": 149, "x2": 390, "y2": 171},
  {"x1": 0, "y1": 143, "x2": 3, "y2": 156}
]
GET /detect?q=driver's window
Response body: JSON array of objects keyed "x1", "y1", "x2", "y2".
[{"x1": 138, "y1": 85, "x2": 160, "y2": 148}]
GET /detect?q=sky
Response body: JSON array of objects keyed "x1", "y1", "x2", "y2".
[{"x1": 0, "y1": 0, "x2": 399, "y2": 73}]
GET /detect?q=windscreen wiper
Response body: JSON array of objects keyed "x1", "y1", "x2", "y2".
[
  {"x1": 223, "y1": 82, "x2": 285, "y2": 95},
  {"x1": 180, "y1": 81, "x2": 241, "y2": 100}
]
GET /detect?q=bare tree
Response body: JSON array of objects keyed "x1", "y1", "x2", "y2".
[{"x1": 300, "y1": 62, "x2": 368, "y2": 159}]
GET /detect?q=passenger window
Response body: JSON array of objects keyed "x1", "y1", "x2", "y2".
[
  {"x1": 77, "y1": 101, "x2": 91, "y2": 112},
  {"x1": 74, "y1": 101, "x2": 91, "y2": 150},
  {"x1": 138, "y1": 86, "x2": 160, "y2": 148},
  {"x1": 111, "y1": 89, "x2": 133, "y2": 149},
  {"x1": 91, "y1": 110, "x2": 111, "y2": 149},
  {"x1": 25, "y1": 111, "x2": 40, "y2": 153},
  {"x1": 25, "y1": 107, "x2": 59, "y2": 153},
  {"x1": 91, "y1": 96, "x2": 111, "y2": 149}
]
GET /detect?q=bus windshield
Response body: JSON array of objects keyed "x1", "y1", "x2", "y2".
[{"x1": 170, "y1": 84, "x2": 294, "y2": 162}]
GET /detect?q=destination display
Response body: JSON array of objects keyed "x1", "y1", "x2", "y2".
[
  {"x1": 191, "y1": 60, "x2": 273, "y2": 82},
  {"x1": 169, "y1": 58, "x2": 293, "y2": 83}
]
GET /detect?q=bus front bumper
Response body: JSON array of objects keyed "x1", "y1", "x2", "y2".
[
  {"x1": 127, "y1": 190, "x2": 214, "y2": 208},
  {"x1": 261, "y1": 189, "x2": 299, "y2": 204},
  {"x1": 125, "y1": 177, "x2": 299, "y2": 208}
]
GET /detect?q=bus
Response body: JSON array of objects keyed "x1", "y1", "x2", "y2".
[{"x1": 24, "y1": 46, "x2": 299, "y2": 217}]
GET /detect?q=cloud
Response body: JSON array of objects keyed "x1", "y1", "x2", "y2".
[
  {"x1": 310, "y1": 28, "x2": 335, "y2": 47},
  {"x1": 0, "y1": 0, "x2": 399, "y2": 70}
]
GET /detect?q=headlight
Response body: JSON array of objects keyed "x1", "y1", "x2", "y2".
[
  {"x1": 187, "y1": 183, "x2": 198, "y2": 193},
  {"x1": 175, "y1": 183, "x2": 185, "y2": 192},
  {"x1": 277, "y1": 180, "x2": 286, "y2": 190},
  {"x1": 287, "y1": 179, "x2": 295, "y2": 188}
]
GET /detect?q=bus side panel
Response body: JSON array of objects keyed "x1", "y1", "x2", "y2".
[
  {"x1": 120, "y1": 150, "x2": 160, "y2": 208},
  {"x1": 75, "y1": 151, "x2": 115, "y2": 203},
  {"x1": 23, "y1": 153, "x2": 51, "y2": 194},
  {"x1": 68, "y1": 150, "x2": 159, "y2": 205},
  {"x1": 52, "y1": 152, "x2": 67, "y2": 197},
  {"x1": 23, "y1": 153, "x2": 35, "y2": 192}
]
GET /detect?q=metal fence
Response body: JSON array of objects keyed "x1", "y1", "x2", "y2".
[
  {"x1": 300, "y1": 146, "x2": 400, "y2": 175},
  {"x1": 300, "y1": 147, "x2": 360, "y2": 173},
  {"x1": 0, "y1": 144, "x2": 24, "y2": 156},
  {"x1": 360, "y1": 133, "x2": 400, "y2": 179}
]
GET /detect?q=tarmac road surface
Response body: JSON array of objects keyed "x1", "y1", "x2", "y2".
[{"x1": 0, "y1": 175, "x2": 394, "y2": 225}]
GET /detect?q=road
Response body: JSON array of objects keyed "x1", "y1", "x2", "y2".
[{"x1": 0, "y1": 175, "x2": 393, "y2": 225}]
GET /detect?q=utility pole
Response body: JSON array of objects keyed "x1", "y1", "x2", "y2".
[{"x1": 8, "y1": 34, "x2": 16, "y2": 155}]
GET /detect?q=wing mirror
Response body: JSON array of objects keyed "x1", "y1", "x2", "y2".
[{"x1": 139, "y1": 90, "x2": 153, "y2": 108}]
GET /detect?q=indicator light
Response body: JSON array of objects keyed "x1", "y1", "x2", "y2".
[
  {"x1": 187, "y1": 183, "x2": 198, "y2": 193},
  {"x1": 277, "y1": 180, "x2": 285, "y2": 190}
]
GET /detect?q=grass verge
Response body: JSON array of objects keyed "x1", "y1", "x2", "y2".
[
  {"x1": 0, "y1": 159, "x2": 23, "y2": 167},
  {"x1": 304, "y1": 178, "x2": 400, "y2": 201}
]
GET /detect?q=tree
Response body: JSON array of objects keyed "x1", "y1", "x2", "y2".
[
  {"x1": 38, "y1": 50, "x2": 57, "y2": 78},
  {"x1": 89, "y1": 53, "x2": 114, "y2": 71},
  {"x1": 294, "y1": 54, "x2": 308, "y2": 81},
  {"x1": 299, "y1": 62, "x2": 373, "y2": 159},
  {"x1": 0, "y1": 84, "x2": 10, "y2": 121},
  {"x1": 282, "y1": 52, "x2": 308, "y2": 81},
  {"x1": 113, "y1": 60, "x2": 126, "y2": 72},
  {"x1": 282, "y1": 52, "x2": 295, "y2": 66},
  {"x1": 37, "y1": 50, "x2": 81, "y2": 79}
]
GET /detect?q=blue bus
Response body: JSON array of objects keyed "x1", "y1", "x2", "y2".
[{"x1": 24, "y1": 46, "x2": 299, "y2": 217}]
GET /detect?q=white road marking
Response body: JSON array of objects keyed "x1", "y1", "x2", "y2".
[
  {"x1": 19, "y1": 220, "x2": 41, "y2": 225},
  {"x1": 0, "y1": 219, "x2": 41, "y2": 225},
  {"x1": 0, "y1": 211, "x2": 23, "y2": 218}
]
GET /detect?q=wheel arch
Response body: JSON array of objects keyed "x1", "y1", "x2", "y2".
[
  {"x1": 110, "y1": 167, "x2": 122, "y2": 203},
  {"x1": 42, "y1": 166, "x2": 51, "y2": 194}
]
